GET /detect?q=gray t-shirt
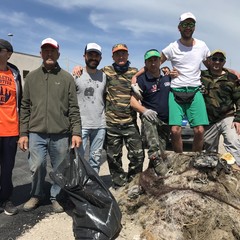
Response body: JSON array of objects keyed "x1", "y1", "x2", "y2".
[{"x1": 75, "y1": 68, "x2": 106, "y2": 128}]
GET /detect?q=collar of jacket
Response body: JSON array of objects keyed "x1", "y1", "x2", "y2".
[{"x1": 42, "y1": 62, "x2": 61, "y2": 74}]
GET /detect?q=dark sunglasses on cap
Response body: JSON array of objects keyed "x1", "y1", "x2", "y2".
[
  {"x1": 180, "y1": 22, "x2": 195, "y2": 29},
  {"x1": 211, "y1": 57, "x2": 225, "y2": 63},
  {"x1": 113, "y1": 43, "x2": 127, "y2": 48},
  {"x1": 112, "y1": 43, "x2": 128, "y2": 53}
]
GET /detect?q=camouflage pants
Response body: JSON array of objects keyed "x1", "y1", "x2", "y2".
[
  {"x1": 141, "y1": 117, "x2": 170, "y2": 160},
  {"x1": 106, "y1": 122, "x2": 144, "y2": 186}
]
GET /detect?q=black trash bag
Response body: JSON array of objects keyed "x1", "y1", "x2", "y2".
[{"x1": 49, "y1": 148, "x2": 122, "y2": 240}]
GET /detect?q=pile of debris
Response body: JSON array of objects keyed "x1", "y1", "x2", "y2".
[{"x1": 113, "y1": 152, "x2": 240, "y2": 240}]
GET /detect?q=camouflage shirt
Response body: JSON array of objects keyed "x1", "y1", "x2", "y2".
[
  {"x1": 102, "y1": 65, "x2": 138, "y2": 124},
  {"x1": 201, "y1": 68, "x2": 240, "y2": 123}
]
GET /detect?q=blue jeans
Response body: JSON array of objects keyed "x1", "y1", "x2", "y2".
[
  {"x1": 78, "y1": 128, "x2": 106, "y2": 173},
  {"x1": 28, "y1": 133, "x2": 70, "y2": 200}
]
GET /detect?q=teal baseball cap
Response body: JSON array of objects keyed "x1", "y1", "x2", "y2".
[{"x1": 144, "y1": 49, "x2": 160, "y2": 60}]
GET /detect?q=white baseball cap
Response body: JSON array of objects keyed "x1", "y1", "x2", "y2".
[
  {"x1": 41, "y1": 38, "x2": 59, "y2": 49},
  {"x1": 179, "y1": 12, "x2": 196, "y2": 22},
  {"x1": 85, "y1": 43, "x2": 102, "y2": 55}
]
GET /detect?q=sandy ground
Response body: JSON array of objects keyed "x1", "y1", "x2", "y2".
[{"x1": 17, "y1": 138, "x2": 225, "y2": 240}]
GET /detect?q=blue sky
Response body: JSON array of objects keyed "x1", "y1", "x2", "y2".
[{"x1": 1, "y1": 0, "x2": 240, "y2": 72}]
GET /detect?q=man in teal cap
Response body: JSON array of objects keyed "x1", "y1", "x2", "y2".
[{"x1": 130, "y1": 49, "x2": 171, "y2": 176}]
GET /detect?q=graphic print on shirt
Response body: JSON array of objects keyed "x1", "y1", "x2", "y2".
[
  {"x1": 151, "y1": 84, "x2": 158, "y2": 93},
  {"x1": 0, "y1": 75, "x2": 12, "y2": 105},
  {"x1": 82, "y1": 79, "x2": 98, "y2": 106},
  {"x1": 0, "y1": 70, "x2": 19, "y2": 136}
]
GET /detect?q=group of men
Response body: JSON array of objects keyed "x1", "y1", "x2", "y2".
[
  {"x1": 131, "y1": 12, "x2": 240, "y2": 174},
  {"x1": 0, "y1": 37, "x2": 145, "y2": 216},
  {"x1": 1, "y1": 11, "x2": 240, "y2": 218}
]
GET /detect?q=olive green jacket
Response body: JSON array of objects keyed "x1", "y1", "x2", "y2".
[
  {"x1": 20, "y1": 63, "x2": 81, "y2": 136},
  {"x1": 201, "y1": 68, "x2": 240, "y2": 123}
]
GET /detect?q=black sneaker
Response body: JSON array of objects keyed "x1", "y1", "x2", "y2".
[
  {"x1": 112, "y1": 173, "x2": 127, "y2": 188},
  {"x1": 0, "y1": 202, "x2": 3, "y2": 213},
  {"x1": 3, "y1": 201, "x2": 18, "y2": 216},
  {"x1": 152, "y1": 158, "x2": 168, "y2": 176}
]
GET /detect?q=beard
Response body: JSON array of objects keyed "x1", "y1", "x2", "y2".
[
  {"x1": 85, "y1": 59, "x2": 100, "y2": 69},
  {"x1": 180, "y1": 30, "x2": 194, "y2": 41}
]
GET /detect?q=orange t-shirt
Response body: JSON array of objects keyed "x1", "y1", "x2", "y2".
[{"x1": 0, "y1": 69, "x2": 19, "y2": 136}]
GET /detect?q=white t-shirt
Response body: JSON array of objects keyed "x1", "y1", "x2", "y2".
[
  {"x1": 75, "y1": 68, "x2": 106, "y2": 129},
  {"x1": 162, "y1": 38, "x2": 210, "y2": 88}
]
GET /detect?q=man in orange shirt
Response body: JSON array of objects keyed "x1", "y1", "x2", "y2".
[{"x1": 0, "y1": 39, "x2": 22, "y2": 215}]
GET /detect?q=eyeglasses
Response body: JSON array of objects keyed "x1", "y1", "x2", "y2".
[
  {"x1": 180, "y1": 22, "x2": 195, "y2": 29},
  {"x1": 211, "y1": 57, "x2": 225, "y2": 63}
]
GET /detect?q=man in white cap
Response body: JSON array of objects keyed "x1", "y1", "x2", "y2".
[
  {"x1": 75, "y1": 43, "x2": 106, "y2": 173},
  {"x1": 161, "y1": 12, "x2": 210, "y2": 153},
  {"x1": 18, "y1": 37, "x2": 82, "y2": 213}
]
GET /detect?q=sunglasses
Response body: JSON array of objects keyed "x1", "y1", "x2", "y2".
[
  {"x1": 180, "y1": 22, "x2": 195, "y2": 29},
  {"x1": 0, "y1": 48, "x2": 8, "y2": 52},
  {"x1": 211, "y1": 57, "x2": 225, "y2": 63},
  {"x1": 112, "y1": 43, "x2": 127, "y2": 49}
]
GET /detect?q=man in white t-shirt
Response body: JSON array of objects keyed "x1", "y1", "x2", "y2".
[
  {"x1": 161, "y1": 12, "x2": 210, "y2": 153},
  {"x1": 75, "y1": 43, "x2": 106, "y2": 173}
]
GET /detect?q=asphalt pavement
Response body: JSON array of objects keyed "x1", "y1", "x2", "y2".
[
  {"x1": 0, "y1": 149, "x2": 56, "y2": 240},
  {"x1": 0, "y1": 147, "x2": 112, "y2": 240}
]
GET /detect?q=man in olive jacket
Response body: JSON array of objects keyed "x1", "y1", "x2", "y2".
[
  {"x1": 18, "y1": 38, "x2": 82, "y2": 213},
  {"x1": 202, "y1": 49, "x2": 240, "y2": 170}
]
